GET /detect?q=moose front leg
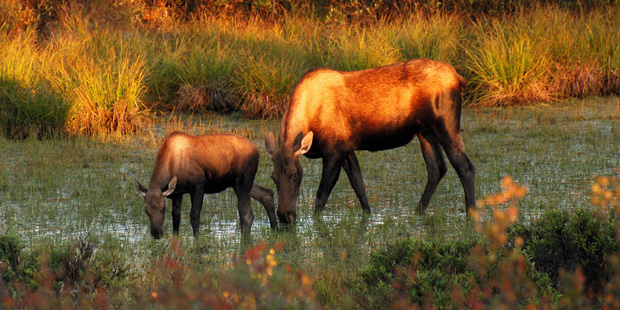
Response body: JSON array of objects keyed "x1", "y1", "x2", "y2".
[
  {"x1": 314, "y1": 155, "x2": 344, "y2": 214},
  {"x1": 189, "y1": 188, "x2": 205, "y2": 237},
  {"x1": 171, "y1": 195, "x2": 183, "y2": 235}
]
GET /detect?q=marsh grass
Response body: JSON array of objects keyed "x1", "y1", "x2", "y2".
[
  {"x1": 1, "y1": 97, "x2": 618, "y2": 307},
  {"x1": 0, "y1": 31, "x2": 68, "y2": 139},
  {"x1": 464, "y1": 21, "x2": 552, "y2": 106},
  {"x1": 387, "y1": 13, "x2": 461, "y2": 63},
  {"x1": 44, "y1": 29, "x2": 148, "y2": 136},
  {"x1": 3, "y1": 3, "x2": 620, "y2": 137}
]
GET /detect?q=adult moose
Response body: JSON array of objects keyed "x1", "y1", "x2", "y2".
[
  {"x1": 135, "y1": 131, "x2": 277, "y2": 239},
  {"x1": 265, "y1": 59, "x2": 476, "y2": 225}
]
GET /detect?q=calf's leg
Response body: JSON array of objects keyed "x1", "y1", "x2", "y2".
[
  {"x1": 436, "y1": 132, "x2": 476, "y2": 212},
  {"x1": 234, "y1": 179, "x2": 255, "y2": 234}
]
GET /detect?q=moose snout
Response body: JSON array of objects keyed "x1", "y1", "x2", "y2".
[
  {"x1": 277, "y1": 210, "x2": 297, "y2": 225},
  {"x1": 151, "y1": 228, "x2": 163, "y2": 239}
]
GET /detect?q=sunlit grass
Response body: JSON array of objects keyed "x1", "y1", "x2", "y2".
[
  {"x1": 0, "y1": 30, "x2": 68, "y2": 138},
  {"x1": 2, "y1": 3, "x2": 620, "y2": 137},
  {"x1": 43, "y1": 29, "x2": 148, "y2": 136},
  {"x1": 464, "y1": 21, "x2": 551, "y2": 106},
  {"x1": 387, "y1": 13, "x2": 462, "y2": 63}
]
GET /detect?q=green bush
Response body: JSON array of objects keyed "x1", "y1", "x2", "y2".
[
  {"x1": 510, "y1": 209, "x2": 619, "y2": 294},
  {"x1": 352, "y1": 208, "x2": 620, "y2": 309},
  {"x1": 353, "y1": 239, "x2": 478, "y2": 309},
  {"x1": 0, "y1": 234, "x2": 40, "y2": 291}
]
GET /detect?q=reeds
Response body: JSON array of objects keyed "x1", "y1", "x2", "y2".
[
  {"x1": 464, "y1": 21, "x2": 552, "y2": 106},
  {"x1": 0, "y1": 30, "x2": 68, "y2": 139},
  {"x1": 1, "y1": 1, "x2": 619, "y2": 137}
]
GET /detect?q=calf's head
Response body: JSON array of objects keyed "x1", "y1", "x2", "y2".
[
  {"x1": 134, "y1": 176, "x2": 177, "y2": 239},
  {"x1": 265, "y1": 131, "x2": 313, "y2": 225}
]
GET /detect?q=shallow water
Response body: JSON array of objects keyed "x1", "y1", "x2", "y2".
[{"x1": 1, "y1": 99, "x2": 619, "y2": 261}]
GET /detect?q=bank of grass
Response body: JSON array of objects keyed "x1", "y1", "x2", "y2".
[{"x1": 1, "y1": 2, "x2": 620, "y2": 137}]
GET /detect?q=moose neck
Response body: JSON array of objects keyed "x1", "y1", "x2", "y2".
[{"x1": 279, "y1": 108, "x2": 309, "y2": 149}]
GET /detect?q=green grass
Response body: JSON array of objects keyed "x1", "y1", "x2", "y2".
[
  {"x1": 464, "y1": 21, "x2": 551, "y2": 106},
  {"x1": 0, "y1": 30, "x2": 68, "y2": 138},
  {"x1": 0, "y1": 97, "x2": 619, "y2": 307}
]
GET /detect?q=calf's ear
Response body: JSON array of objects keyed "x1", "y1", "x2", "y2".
[
  {"x1": 134, "y1": 179, "x2": 148, "y2": 197},
  {"x1": 162, "y1": 176, "x2": 177, "y2": 197},
  {"x1": 265, "y1": 132, "x2": 277, "y2": 155}
]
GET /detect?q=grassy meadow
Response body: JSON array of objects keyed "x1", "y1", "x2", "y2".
[
  {"x1": 1, "y1": 97, "x2": 620, "y2": 308},
  {"x1": 1, "y1": 0, "x2": 620, "y2": 308}
]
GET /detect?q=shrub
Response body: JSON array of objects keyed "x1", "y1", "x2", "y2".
[
  {"x1": 510, "y1": 209, "x2": 619, "y2": 294},
  {"x1": 0, "y1": 234, "x2": 40, "y2": 291},
  {"x1": 353, "y1": 239, "x2": 478, "y2": 309},
  {"x1": 0, "y1": 234, "x2": 24, "y2": 282}
]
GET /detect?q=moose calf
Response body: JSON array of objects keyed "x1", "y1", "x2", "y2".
[{"x1": 135, "y1": 131, "x2": 277, "y2": 238}]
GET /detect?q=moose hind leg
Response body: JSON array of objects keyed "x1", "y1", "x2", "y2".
[
  {"x1": 314, "y1": 155, "x2": 344, "y2": 214},
  {"x1": 437, "y1": 133, "x2": 476, "y2": 212},
  {"x1": 417, "y1": 134, "x2": 448, "y2": 213},
  {"x1": 342, "y1": 152, "x2": 371, "y2": 213},
  {"x1": 251, "y1": 182, "x2": 277, "y2": 230}
]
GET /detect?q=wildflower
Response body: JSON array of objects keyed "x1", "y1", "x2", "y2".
[
  {"x1": 265, "y1": 248, "x2": 277, "y2": 277},
  {"x1": 301, "y1": 274, "x2": 313, "y2": 287},
  {"x1": 514, "y1": 237, "x2": 524, "y2": 248}
]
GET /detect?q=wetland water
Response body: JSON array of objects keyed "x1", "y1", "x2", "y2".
[{"x1": 1, "y1": 98, "x2": 619, "y2": 263}]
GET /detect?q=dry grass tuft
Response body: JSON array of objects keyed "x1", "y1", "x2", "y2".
[
  {"x1": 551, "y1": 63, "x2": 606, "y2": 98},
  {"x1": 175, "y1": 83, "x2": 238, "y2": 113},
  {"x1": 240, "y1": 93, "x2": 288, "y2": 119}
]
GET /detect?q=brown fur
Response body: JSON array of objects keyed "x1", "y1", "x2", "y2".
[
  {"x1": 266, "y1": 59, "x2": 475, "y2": 224},
  {"x1": 135, "y1": 131, "x2": 277, "y2": 238}
]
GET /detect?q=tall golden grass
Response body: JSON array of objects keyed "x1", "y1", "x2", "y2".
[{"x1": 1, "y1": 0, "x2": 619, "y2": 137}]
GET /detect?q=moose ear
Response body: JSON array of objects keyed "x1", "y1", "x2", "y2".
[
  {"x1": 294, "y1": 131, "x2": 313, "y2": 157},
  {"x1": 134, "y1": 179, "x2": 148, "y2": 198},
  {"x1": 265, "y1": 132, "x2": 277, "y2": 155},
  {"x1": 162, "y1": 176, "x2": 177, "y2": 197}
]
